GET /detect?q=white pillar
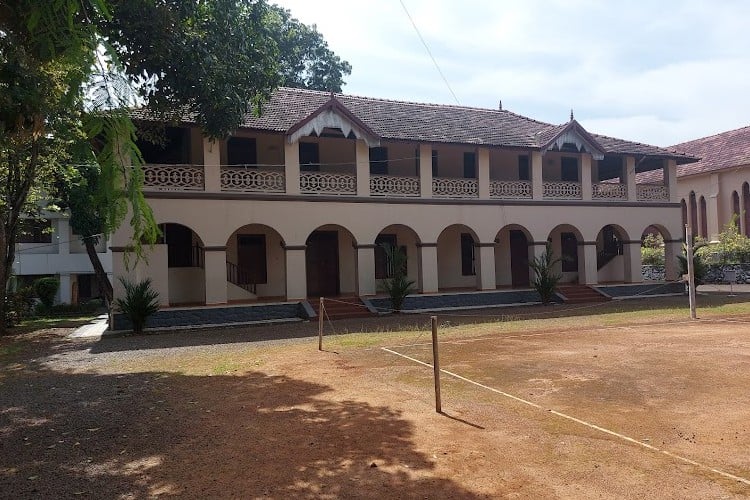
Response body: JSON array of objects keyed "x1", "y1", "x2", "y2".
[
  {"x1": 419, "y1": 143, "x2": 432, "y2": 198},
  {"x1": 581, "y1": 242, "x2": 598, "y2": 285},
  {"x1": 418, "y1": 243, "x2": 439, "y2": 293},
  {"x1": 625, "y1": 156, "x2": 637, "y2": 202},
  {"x1": 478, "y1": 147, "x2": 490, "y2": 200},
  {"x1": 204, "y1": 247, "x2": 228, "y2": 305},
  {"x1": 355, "y1": 139, "x2": 370, "y2": 197},
  {"x1": 57, "y1": 219, "x2": 70, "y2": 256},
  {"x1": 203, "y1": 137, "x2": 221, "y2": 192},
  {"x1": 531, "y1": 151, "x2": 543, "y2": 201},
  {"x1": 623, "y1": 241, "x2": 643, "y2": 283},
  {"x1": 530, "y1": 242, "x2": 548, "y2": 284},
  {"x1": 581, "y1": 154, "x2": 592, "y2": 201},
  {"x1": 284, "y1": 141, "x2": 300, "y2": 195},
  {"x1": 58, "y1": 273, "x2": 72, "y2": 304},
  {"x1": 476, "y1": 243, "x2": 496, "y2": 290},
  {"x1": 664, "y1": 240, "x2": 681, "y2": 281},
  {"x1": 355, "y1": 245, "x2": 376, "y2": 296},
  {"x1": 284, "y1": 246, "x2": 307, "y2": 299}
]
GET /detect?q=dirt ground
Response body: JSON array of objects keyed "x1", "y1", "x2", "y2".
[{"x1": 2, "y1": 296, "x2": 750, "y2": 498}]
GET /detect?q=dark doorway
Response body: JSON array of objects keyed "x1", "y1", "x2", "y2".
[
  {"x1": 561, "y1": 232, "x2": 579, "y2": 275},
  {"x1": 306, "y1": 231, "x2": 339, "y2": 296},
  {"x1": 237, "y1": 234, "x2": 267, "y2": 285},
  {"x1": 509, "y1": 230, "x2": 530, "y2": 287}
]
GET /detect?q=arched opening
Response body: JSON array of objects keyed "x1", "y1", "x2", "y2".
[
  {"x1": 374, "y1": 224, "x2": 422, "y2": 292},
  {"x1": 495, "y1": 225, "x2": 533, "y2": 288},
  {"x1": 547, "y1": 224, "x2": 584, "y2": 284},
  {"x1": 680, "y1": 199, "x2": 688, "y2": 234},
  {"x1": 689, "y1": 192, "x2": 698, "y2": 235},
  {"x1": 159, "y1": 223, "x2": 205, "y2": 306},
  {"x1": 437, "y1": 224, "x2": 480, "y2": 291},
  {"x1": 743, "y1": 183, "x2": 750, "y2": 237},
  {"x1": 641, "y1": 224, "x2": 672, "y2": 282},
  {"x1": 225, "y1": 224, "x2": 286, "y2": 302},
  {"x1": 305, "y1": 224, "x2": 357, "y2": 297},
  {"x1": 732, "y1": 190, "x2": 740, "y2": 225},
  {"x1": 699, "y1": 195, "x2": 708, "y2": 238},
  {"x1": 596, "y1": 224, "x2": 628, "y2": 282}
]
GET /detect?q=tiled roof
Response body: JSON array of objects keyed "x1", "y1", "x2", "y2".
[
  {"x1": 134, "y1": 87, "x2": 698, "y2": 162},
  {"x1": 668, "y1": 125, "x2": 750, "y2": 177}
]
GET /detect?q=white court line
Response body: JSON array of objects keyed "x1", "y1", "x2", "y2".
[{"x1": 381, "y1": 346, "x2": 750, "y2": 487}]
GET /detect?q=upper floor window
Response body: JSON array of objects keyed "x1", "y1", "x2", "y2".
[
  {"x1": 299, "y1": 142, "x2": 320, "y2": 172},
  {"x1": 561, "y1": 157, "x2": 578, "y2": 182},
  {"x1": 227, "y1": 137, "x2": 257, "y2": 166},
  {"x1": 431, "y1": 150, "x2": 439, "y2": 177},
  {"x1": 369, "y1": 147, "x2": 388, "y2": 175},
  {"x1": 18, "y1": 219, "x2": 52, "y2": 244},
  {"x1": 518, "y1": 155, "x2": 530, "y2": 181},
  {"x1": 136, "y1": 127, "x2": 190, "y2": 164},
  {"x1": 463, "y1": 152, "x2": 476, "y2": 179}
]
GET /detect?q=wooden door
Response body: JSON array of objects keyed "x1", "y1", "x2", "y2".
[
  {"x1": 237, "y1": 234, "x2": 267, "y2": 284},
  {"x1": 306, "y1": 231, "x2": 339, "y2": 296},
  {"x1": 509, "y1": 230, "x2": 530, "y2": 287}
]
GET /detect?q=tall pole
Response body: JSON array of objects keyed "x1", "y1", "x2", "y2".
[
  {"x1": 431, "y1": 316, "x2": 442, "y2": 413},
  {"x1": 318, "y1": 297, "x2": 324, "y2": 350},
  {"x1": 686, "y1": 225, "x2": 697, "y2": 319}
]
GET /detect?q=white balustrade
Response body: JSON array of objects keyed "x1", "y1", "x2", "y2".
[
  {"x1": 637, "y1": 184, "x2": 669, "y2": 201},
  {"x1": 592, "y1": 182, "x2": 627, "y2": 200},
  {"x1": 143, "y1": 164, "x2": 204, "y2": 191},
  {"x1": 221, "y1": 166, "x2": 285, "y2": 193},
  {"x1": 543, "y1": 181, "x2": 582, "y2": 200},
  {"x1": 300, "y1": 172, "x2": 357, "y2": 195},
  {"x1": 432, "y1": 177, "x2": 479, "y2": 198},
  {"x1": 489, "y1": 180, "x2": 532, "y2": 199},
  {"x1": 369, "y1": 175, "x2": 420, "y2": 197}
]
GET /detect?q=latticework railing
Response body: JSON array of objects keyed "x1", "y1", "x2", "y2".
[
  {"x1": 370, "y1": 175, "x2": 420, "y2": 197},
  {"x1": 300, "y1": 172, "x2": 356, "y2": 195},
  {"x1": 543, "y1": 181, "x2": 582, "y2": 200},
  {"x1": 637, "y1": 184, "x2": 669, "y2": 201},
  {"x1": 220, "y1": 166, "x2": 285, "y2": 193},
  {"x1": 489, "y1": 180, "x2": 532, "y2": 199},
  {"x1": 143, "y1": 164, "x2": 204, "y2": 191},
  {"x1": 592, "y1": 182, "x2": 627, "y2": 200},
  {"x1": 432, "y1": 177, "x2": 479, "y2": 198}
]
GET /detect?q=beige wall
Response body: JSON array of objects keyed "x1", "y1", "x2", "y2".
[
  {"x1": 489, "y1": 150, "x2": 529, "y2": 181},
  {"x1": 168, "y1": 268, "x2": 205, "y2": 304},
  {"x1": 437, "y1": 225, "x2": 478, "y2": 289}
]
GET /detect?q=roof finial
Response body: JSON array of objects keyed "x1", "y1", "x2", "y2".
[
  {"x1": 570, "y1": 108, "x2": 574, "y2": 121},
  {"x1": 498, "y1": 100, "x2": 503, "y2": 111}
]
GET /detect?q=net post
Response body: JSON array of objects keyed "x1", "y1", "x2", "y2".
[
  {"x1": 686, "y1": 225, "x2": 697, "y2": 320},
  {"x1": 431, "y1": 315, "x2": 442, "y2": 413},
  {"x1": 318, "y1": 297, "x2": 324, "y2": 350}
]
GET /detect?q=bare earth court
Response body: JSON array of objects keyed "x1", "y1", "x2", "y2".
[{"x1": 2, "y1": 295, "x2": 750, "y2": 498}]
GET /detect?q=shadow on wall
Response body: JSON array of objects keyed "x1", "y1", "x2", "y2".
[{"x1": 0, "y1": 358, "x2": 481, "y2": 498}]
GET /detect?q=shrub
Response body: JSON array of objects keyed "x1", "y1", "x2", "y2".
[
  {"x1": 529, "y1": 242, "x2": 562, "y2": 304},
  {"x1": 114, "y1": 278, "x2": 160, "y2": 334},
  {"x1": 641, "y1": 233, "x2": 665, "y2": 266},
  {"x1": 3, "y1": 287, "x2": 35, "y2": 327},
  {"x1": 33, "y1": 277, "x2": 59, "y2": 308},
  {"x1": 379, "y1": 244, "x2": 415, "y2": 312},
  {"x1": 695, "y1": 217, "x2": 750, "y2": 265},
  {"x1": 677, "y1": 242, "x2": 708, "y2": 285}
]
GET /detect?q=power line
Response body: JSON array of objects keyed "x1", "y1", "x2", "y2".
[{"x1": 398, "y1": 0, "x2": 461, "y2": 106}]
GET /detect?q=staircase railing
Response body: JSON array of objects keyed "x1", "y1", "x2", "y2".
[{"x1": 226, "y1": 261, "x2": 257, "y2": 294}]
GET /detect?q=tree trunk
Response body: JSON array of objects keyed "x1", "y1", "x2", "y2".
[
  {"x1": 0, "y1": 222, "x2": 9, "y2": 335},
  {"x1": 84, "y1": 236, "x2": 113, "y2": 307}
]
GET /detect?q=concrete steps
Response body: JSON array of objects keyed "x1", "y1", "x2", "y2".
[
  {"x1": 557, "y1": 285, "x2": 610, "y2": 304},
  {"x1": 310, "y1": 297, "x2": 375, "y2": 320}
]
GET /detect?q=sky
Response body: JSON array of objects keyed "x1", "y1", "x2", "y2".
[{"x1": 272, "y1": 0, "x2": 750, "y2": 147}]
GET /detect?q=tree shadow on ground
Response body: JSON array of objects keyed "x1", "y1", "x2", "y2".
[{"x1": 0, "y1": 349, "x2": 484, "y2": 498}]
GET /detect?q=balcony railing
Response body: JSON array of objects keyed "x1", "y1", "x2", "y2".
[
  {"x1": 637, "y1": 184, "x2": 669, "y2": 201},
  {"x1": 143, "y1": 164, "x2": 205, "y2": 191},
  {"x1": 489, "y1": 180, "x2": 532, "y2": 199},
  {"x1": 432, "y1": 177, "x2": 479, "y2": 198},
  {"x1": 300, "y1": 171, "x2": 356, "y2": 195},
  {"x1": 221, "y1": 166, "x2": 285, "y2": 193},
  {"x1": 370, "y1": 175, "x2": 420, "y2": 197},
  {"x1": 543, "y1": 181, "x2": 582, "y2": 200},
  {"x1": 592, "y1": 182, "x2": 627, "y2": 201}
]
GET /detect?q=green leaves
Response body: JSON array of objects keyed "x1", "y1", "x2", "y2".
[{"x1": 529, "y1": 242, "x2": 562, "y2": 304}]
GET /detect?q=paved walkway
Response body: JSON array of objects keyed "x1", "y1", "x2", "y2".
[{"x1": 68, "y1": 314, "x2": 111, "y2": 339}]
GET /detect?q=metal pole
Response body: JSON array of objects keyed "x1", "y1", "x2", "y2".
[
  {"x1": 686, "y1": 225, "x2": 697, "y2": 319},
  {"x1": 431, "y1": 315, "x2": 442, "y2": 413},
  {"x1": 318, "y1": 297, "x2": 324, "y2": 350}
]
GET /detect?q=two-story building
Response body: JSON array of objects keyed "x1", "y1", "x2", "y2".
[{"x1": 112, "y1": 87, "x2": 695, "y2": 322}]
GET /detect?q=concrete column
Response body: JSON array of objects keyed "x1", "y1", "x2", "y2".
[
  {"x1": 204, "y1": 247, "x2": 228, "y2": 305},
  {"x1": 355, "y1": 245, "x2": 376, "y2": 296},
  {"x1": 530, "y1": 242, "x2": 548, "y2": 285},
  {"x1": 419, "y1": 143, "x2": 432, "y2": 198},
  {"x1": 110, "y1": 249, "x2": 135, "y2": 305},
  {"x1": 665, "y1": 159, "x2": 679, "y2": 203},
  {"x1": 707, "y1": 174, "x2": 720, "y2": 240},
  {"x1": 625, "y1": 156, "x2": 637, "y2": 202},
  {"x1": 418, "y1": 243, "x2": 439, "y2": 293},
  {"x1": 664, "y1": 240, "x2": 682, "y2": 281},
  {"x1": 203, "y1": 137, "x2": 221, "y2": 192},
  {"x1": 284, "y1": 246, "x2": 307, "y2": 300},
  {"x1": 284, "y1": 141, "x2": 300, "y2": 195},
  {"x1": 478, "y1": 147, "x2": 490, "y2": 200},
  {"x1": 476, "y1": 243, "x2": 496, "y2": 290},
  {"x1": 355, "y1": 139, "x2": 370, "y2": 197},
  {"x1": 531, "y1": 151, "x2": 543, "y2": 201},
  {"x1": 581, "y1": 154, "x2": 592, "y2": 201},
  {"x1": 130, "y1": 244, "x2": 169, "y2": 307},
  {"x1": 581, "y1": 242, "x2": 599, "y2": 285},
  {"x1": 623, "y1": 241, "x2": 643, "y2": 283},
  {"x1": 58, "y1": 273, "x2": 72, "y2": 304},
  {"x1": 57, "y1": 219, "x2": 70, "y2": 256}
]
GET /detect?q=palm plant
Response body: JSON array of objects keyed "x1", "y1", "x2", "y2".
[
  {"x1": 529, "y1": 242, "x2": 562, "y2": 305},
  {"x1": 114, "y1": 278, "x2": 160, "y2": 334},
  {"x1": 677, "y1": 241, "x2": 707, "y2": 285},
  {"x1": 380, "y1": 244, "x2": 416, "y2": 312}
]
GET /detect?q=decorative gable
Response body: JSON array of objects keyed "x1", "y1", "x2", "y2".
[
  {"x1": 537, "y1": 120, "x2": 605, "y2": 160},
  {"x1": 286, "y1": 97, "x2": 381, "y2": 147}
]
